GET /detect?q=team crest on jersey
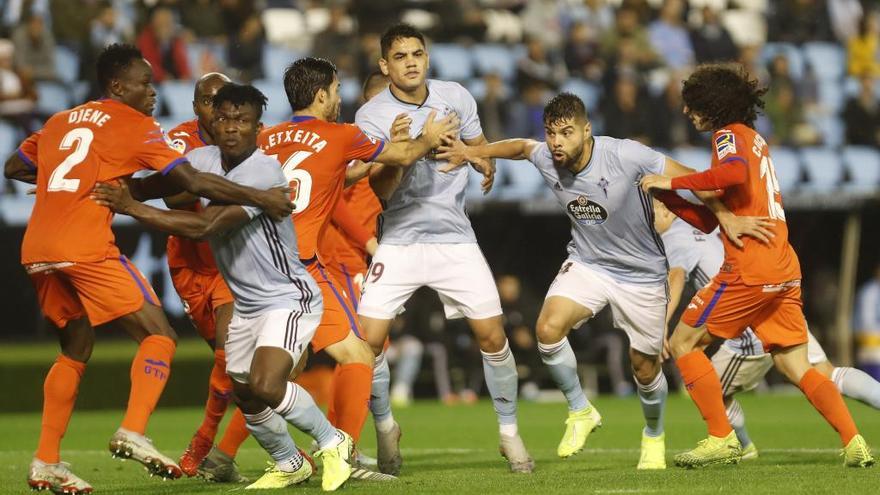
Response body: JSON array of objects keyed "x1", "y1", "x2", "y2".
[
  {"x1": 567, "y1": 195, "x2": 608, "y2": 225},
  {"x1": 714, "y1": 131, "x2": 736, "y2": 160},
  {"x1": 169, "y1": 138, "x2": 187, "y2": 153}
]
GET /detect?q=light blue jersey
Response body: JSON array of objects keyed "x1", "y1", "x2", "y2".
[
  {"x1": 354, "y1": 79, "x2": 483, "y2": 245},
  {"x1": 187, "y1": 146, "x2": 322, "y2": 317},
  {"x1": 529, "y1": 137, "x2": 667, "y2": 285}
]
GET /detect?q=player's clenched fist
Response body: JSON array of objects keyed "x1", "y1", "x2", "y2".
[{"x1": 260, "y1": 187, "x2": 295, "y2": 220}]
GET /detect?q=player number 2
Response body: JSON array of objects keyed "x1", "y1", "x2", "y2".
[
  {"x1": 48, "y1": 128, "x2": 94, "y2": 193},
  {"x1": 271, "y1": 151, "x2": 313, "y2": 213},
  {"x1": 759, "y1": 155, "x2": 786, "y2": 221}
]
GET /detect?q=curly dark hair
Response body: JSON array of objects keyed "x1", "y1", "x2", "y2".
[
  {"x1": 543, "y1": 92, "x2": 587, "y2": 126},
  {"x1": 212, "y1": 83, "x2": 267, "y2": 120},
  {"x1": 681, "y1": 64, "x2": 767, "y2": 130}
]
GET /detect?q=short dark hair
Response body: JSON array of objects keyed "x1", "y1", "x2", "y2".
[
  {"x1": 212, "y1": 83, "x2": 267, "y2": 120},
  {"x1": 543, "y1": 92, "x2": 587, "y2": 126},
  {"x1": 681, "y1": 64, "x2": 767, "y2": 130},
  {"x1": 96, "y1": 43, "x2": 143, "y2": 94},
  {"x1": 380, "y1": 23, "x2": 426, "y2": 58},
  {"x1": 283, "y1": 57, "x2": 337, "y2": 112}
]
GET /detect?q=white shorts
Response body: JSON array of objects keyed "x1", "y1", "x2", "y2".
[
  {"x1": 807, "y1": 329, "x2": 829, "y2": 365},
  {"x1": 358, "y1": 243, "x2": 502, "y2": 321},
  {"x1": 546, "y1": 259, "x2": 667, "y2": 355},
  {"x1": 225, "y1": 308, "x2": 321, "y2": 384},
  {"x1": 711, "y1": 345, "x2": 774, "y2": 397}
]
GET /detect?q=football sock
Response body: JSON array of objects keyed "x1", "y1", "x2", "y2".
[
  {"x1": 217, "y1": 408, "x2": 250, "y2": 458},
  {"x1": 330, "y1": 363, "x2": 372, "y2": 442},
  {"x1": 676, "y1": 350, "x2": 732, "y2": 438},
  {"x1": 725, "y1": 398, "x2": 752, "y2": 448},
  {"x1": 196, "y1": 349, "x2": 233, "y2": 441},
  {"x1": 800, "y1": 368, "x2": 859, "y2": 445},
  {"x1": 538, "y1": 338, "x2": 590, "y2": 412},
  {"x1": 481, "y1": 340, "x2": 519, "y2": 431},
  {"x1": 371, "y1": 353, "x2": 395, "y2": 433},
  {"x1": 832, "y1": 366, "x2": 880, "y2": 409},
  {"x1": 274, "y1": 382, "x2": 339, "y2": 449},
  {"x1": 636, "y1": 371, "x2": 667, "y2": 437},
  {"x1": 36, "y1": 355, "x2": 86, "y2": 464},
  {"x1": 121, "y1": 335, "x2": 175, "y2": 434},
  {"x1": 243, "y1": 408, "x2": 300, "y2": 471}
]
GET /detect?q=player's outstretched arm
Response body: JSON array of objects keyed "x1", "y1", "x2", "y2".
[
  {"x1": 92, "y1": 181, "x2": 250, "y2": 240},
  {"x1": 437, "y1": 138, "x2": 539, "y2": 167},
  {"x1": 4, "y1": 152, "x2": 36, "y2": 184},
  {"x1": 127, "y1": 162, "x2": 294, "y2": 220},
  {"x1": 373, "y1": 111, "x2": 459, "y2": 167}
]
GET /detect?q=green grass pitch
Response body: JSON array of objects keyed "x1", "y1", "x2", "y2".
[{"x1": 1, "y1": 394, "x2": 878, "y2": 494}]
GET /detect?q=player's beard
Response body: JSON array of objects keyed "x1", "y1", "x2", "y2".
[{"x1": 552, "y1": 143, "x2": 584, "y2": 171}]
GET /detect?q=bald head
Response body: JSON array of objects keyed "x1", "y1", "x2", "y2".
[{"x1": 193, "y1": 72, "x2": 231, "y2": 142}]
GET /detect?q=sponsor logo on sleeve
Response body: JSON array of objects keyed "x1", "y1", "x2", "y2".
[{"x1": 714, "y1": 131, "x2": 736, "y2": 160}]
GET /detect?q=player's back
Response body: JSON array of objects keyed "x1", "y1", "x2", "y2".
[
  {"x1": 258, "y1": 116, "x2": 383, "y2": 262},
  {"x1": 22, "y1": 99, "x2": 184, "y2": 264},
  {"x1": 710, "y1": 123, "x2": 800, "y2": 285},
  {"x1": 660, "y1": 217, "x2": 723, "y2": 289},
  {"x1": 354, "y1": 79, "x2": 481, "y2": 245}
]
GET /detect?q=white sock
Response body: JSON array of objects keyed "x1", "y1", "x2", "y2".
[
  {"x1": 481, "y1": 340, "x2": 519, "y2": 430},
  {"x1": 725, "y1": 398, "x2": 753, "y2": 448},
  {"x1": 273, "y1": 382, "x2": 339, "y2": 449},
  {"x1": 538, "y1": 339, "x2": 590, "y2": 411},
  {"x1": 500, "y1": 423, "x2": 519, "y2": 437},
  {"x1": 372, "y1": 353, "x2": 396, "y2": 431},
  {"x1": 832, "y1": 367, "x2": 880, "y2": 409},
  {"x1": 636, "y1": 371, "x2": 667, "y2": 438},
  {"x1": 243, "y1": 408, "x2": 301, "y2": 469}
]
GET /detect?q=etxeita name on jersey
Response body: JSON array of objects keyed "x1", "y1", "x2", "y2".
[{"x1": 567, "y1": 195, "x2": 608, "y2": 225}]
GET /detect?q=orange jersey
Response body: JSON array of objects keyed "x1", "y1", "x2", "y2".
[
  {"x1": 164, "y1": 119, "x2": 217, "y2": 272},
  {"x1": 323, "y1": 178, "x2": 383, "y2": 270},
  {"x1": 257, "y1": 116, "x2": 384, "y2": 261},
  {"x1": 709, "y1": 123, "x2": 801, "y2": 285},
  {"x1": 20, "y1": 99, "x2": 185, "y2": 264}
]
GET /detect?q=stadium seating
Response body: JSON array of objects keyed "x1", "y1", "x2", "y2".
[
  {"x1": 560, "y1": 79, "x2": 600, "y2": 112},
  {"x1": 430, "y1": 44, "x2": 474, "y2": 81},
  {"x1": 761, "y1": 42, "x2": 805, "y2": 80},
  {"x1": 263, "y1": 44, "x2": 301, "y2": 81},
  {"x1": 842, "y1": 146, "x2": 880, "y2": 193},
  {"x1": 261, "y1": 8, "x2": 307, "y2": 47},
  {"x1": 159, "y1": 80, "x2": 195, "y2": 119},
  {"x1": 0, "y1": 121, "x2": 18, "y2": 160},
  {"x1": 471, "y1": 44, "x2": 519, "y2": 81},
  {"x1": 186, "y1": 42, "x2": 227, "y2": 77},
  {"x1": 54, "y1": 46, "x2": 79, "y2": 86},
  {"x1": 770, "y1": 146, "x2": 802, "y2": 194},
  {"x1": 496, "y1": 159, "x2": 543, "y2": 201},
  {"x1": 340, "y1": 77, "x2": 361, "y2": 104},
  {"x1": 799, "y1": 147, "x2": 844, "y2": 192},
  {"x1": 35, "y1": 81, "x2": 70, "y2": 115},
  {"x1": 803, "y1": 42, "x2": 845, "y2": 81}
]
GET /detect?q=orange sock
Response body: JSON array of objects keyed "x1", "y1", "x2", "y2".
[
  {"x1": 217, "y1": 408, "x2": 250, "y2": 458},
  {"x1": 799, "y1": 368, "x2": 859, "y2": 445},
  {"x1": 196, "y1": 349, "x2": 233, "y2": 440},
  {"x1": 36, "y1": 355, "x2": 86, "y2": 464},
  {"x1": 121, "y1": 335, "x2": 176, "y2": 434},
  {"x1": 676, "y1": 350, "x2": 732, "y2": 438},
  {"x1": 330, "y1": 363, "x2": 372, "y2": 443},
  {"x1": 326, "y1": 372, "x2": 338, "y2": 425}
]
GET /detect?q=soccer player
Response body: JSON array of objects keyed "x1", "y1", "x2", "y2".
[
  {"x1": 353, "y1": 23, "x2": 527, "y2": 475},
  {"x1": 656, "y1": 202, "x2": 880, "y2": 460},
  {"x1": 437, "y1": 92, "x2": 766, "y2": 469},
  {"x1": 4, "y1": 44, "x2": 293, "y2": 494},
  {"x1": 641, "y1": 63, "x2": 875, "y2": 468},
  {"x1": 92, "y1": 83, "x2": 355, "y2": 491},
  {"x1": 258, "y1": 57, "x2": 458, "y2": 453},
  {"x1": 163, "y1": 72, "x2": 251, "y2": 482}
]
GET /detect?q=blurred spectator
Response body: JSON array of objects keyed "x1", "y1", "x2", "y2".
[
  {"x1": 507, "y1": 81, "x2": 549, "y2": 139},
  {"x1": 828, "y1": 0, "x2": 863, "y2": 43},
  {"x1": 516, "y1": 36, "x2": 567, "y2": 91},
  {"x1": 477, "y1": 73, "x2": 512, "y2": 142},
  {"x1": 855, "y1": 264, "x2": 880, "y2": 379},
  {"x1": 496, "y1": 274, "x2": 542, "y2": 395},
  {"x1": 387, "y1": 335, "x2": 424, "y2": 407},
  {"x1": 764, "y1": 80, "x2": 820, "y2": 146},
  {"x1": 434, "y1": 0, "x2": 487, "y2": 43},
  {"x1": 601, "y1": 35, "x2": 654, "y2": 92},
  {"x1": 647, "y1": 0, "x2": 694, "y2": 71},
  {"x1": 738, "y1": 44, "x2": 770, "y2": 86},
  {"x1": 689, "y1": 7, "x2": 738, "y2": 64},
  {"x1": 561, "y1": 0, "x2": 614, "y2": 35},
  {"x1": 847, "y1": 14, "x2": 880, "y2": 78},
  {"x1": 600, "y1": 6, "x2": 656, "y2": 70},
  {"x1": 136, "y1": 6, "x2": 191, "y2": 83},
  {"x1": 602, "y1": 74, "x2": 651, "y2": 143},
  {"x1": 219, "y1": 0, "x2": 257, "y2": 35},
  {"x1": 11, "y1": 14, "x2": 56, "y2": 82},
  {"x1": 651, "y1": 76, "x2": 701, "y2": 149},
  {"x1": 564, "y1": 22, "x2": 604, "y2": 82},
  {"x1": 227, "y1": 14, "x2": 264, "y2": 82},
  {"x1": 356, "y1": 31, "x2": 381, "y2": 82},
  {"x1": 842, "y1": 75, "x2": 880, "y2": 146},
  {"x1": 181, "y1": 0, "x2": 226, "y2": 41},
  {"x1": 313, "y1": 4, "x2": 358, "y2": 77},
  {"x1": 49, "y1": 0, "x2": 101, "y2": 49},
  {"x1": 769, "y1": 0, "x2": 833, "y2": 44},
  {"x1": 0, "y1": 39, "x2": 39, "y2": 133},
  {"x1": 520, "y1": 0, "x2": 564, "y2": 49},
  {"x1": 82, "y1": 1, "x2": 134, "y2": 98},
  {"x1": 2, "y1": 0, "x2": 49, "y2": 36}
]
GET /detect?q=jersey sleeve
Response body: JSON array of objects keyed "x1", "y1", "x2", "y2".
[
  {"x1": 17, "y1": 131, "x2": 40, "y2": 170},
  {"x1": 711, "y1": 129, "x2": 749, "y2": 168},
  {"x1": 354, "y1": 106, "x2": 389, "y2": 141},
  {"x1": 343, "y1": 124, "x2": 385, "y2": 163},
  {"x1": 456, "y1": 84, "x2": 483, "y2": 141},
  {"x1": 132, "y1": 119, "x2": 187, "y2": 175},
  {"x1": 528, "y1": 141, "x2": 551, "y2": 169},
  {"x1": 620, "y1": 139, "x2": 665, "y2": 175}
]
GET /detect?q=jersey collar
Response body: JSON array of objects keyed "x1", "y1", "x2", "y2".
[{"x1": 291, "y1": 115, "x2": 317, "y2": 123}]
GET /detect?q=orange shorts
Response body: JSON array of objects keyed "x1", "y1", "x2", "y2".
[
  {"x1": 27, "y1": 256, "x2": 160, "y2": 328},
  {"x1": 681, "y1": 277, "x2": 808, "y2": 351},
  {"x1": 308, "y1": 262, "x2": 365, "y2": 352},
  {"x1": 170, "y1": 266, "x2": 234, "y2": 341},
  {"x1": 324, "y1": 261, "x2": 367, "y2": 311}
]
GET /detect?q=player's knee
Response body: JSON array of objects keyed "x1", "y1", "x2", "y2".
[
  {"x1": 248, "y1": 374, "x2": 285, "y2": 407},
  {"x1": 342, "y1": 339, "x2": 375, "y2": 365},
  {"x1": 535, "y1": 317, "x2": 566, "y2": 345},
  {"x1": 631, "y1": 359, "x2": 660, "y2": 385},
  {"x1": 61, "y1": 338, "x2": 93, "y2": 363},
  {"x1": 475, "y1": 329, "x2": 507, "y2": 353},
  {"x1": 669, "y1": 328, "x2": 697, "y2": 359}
]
